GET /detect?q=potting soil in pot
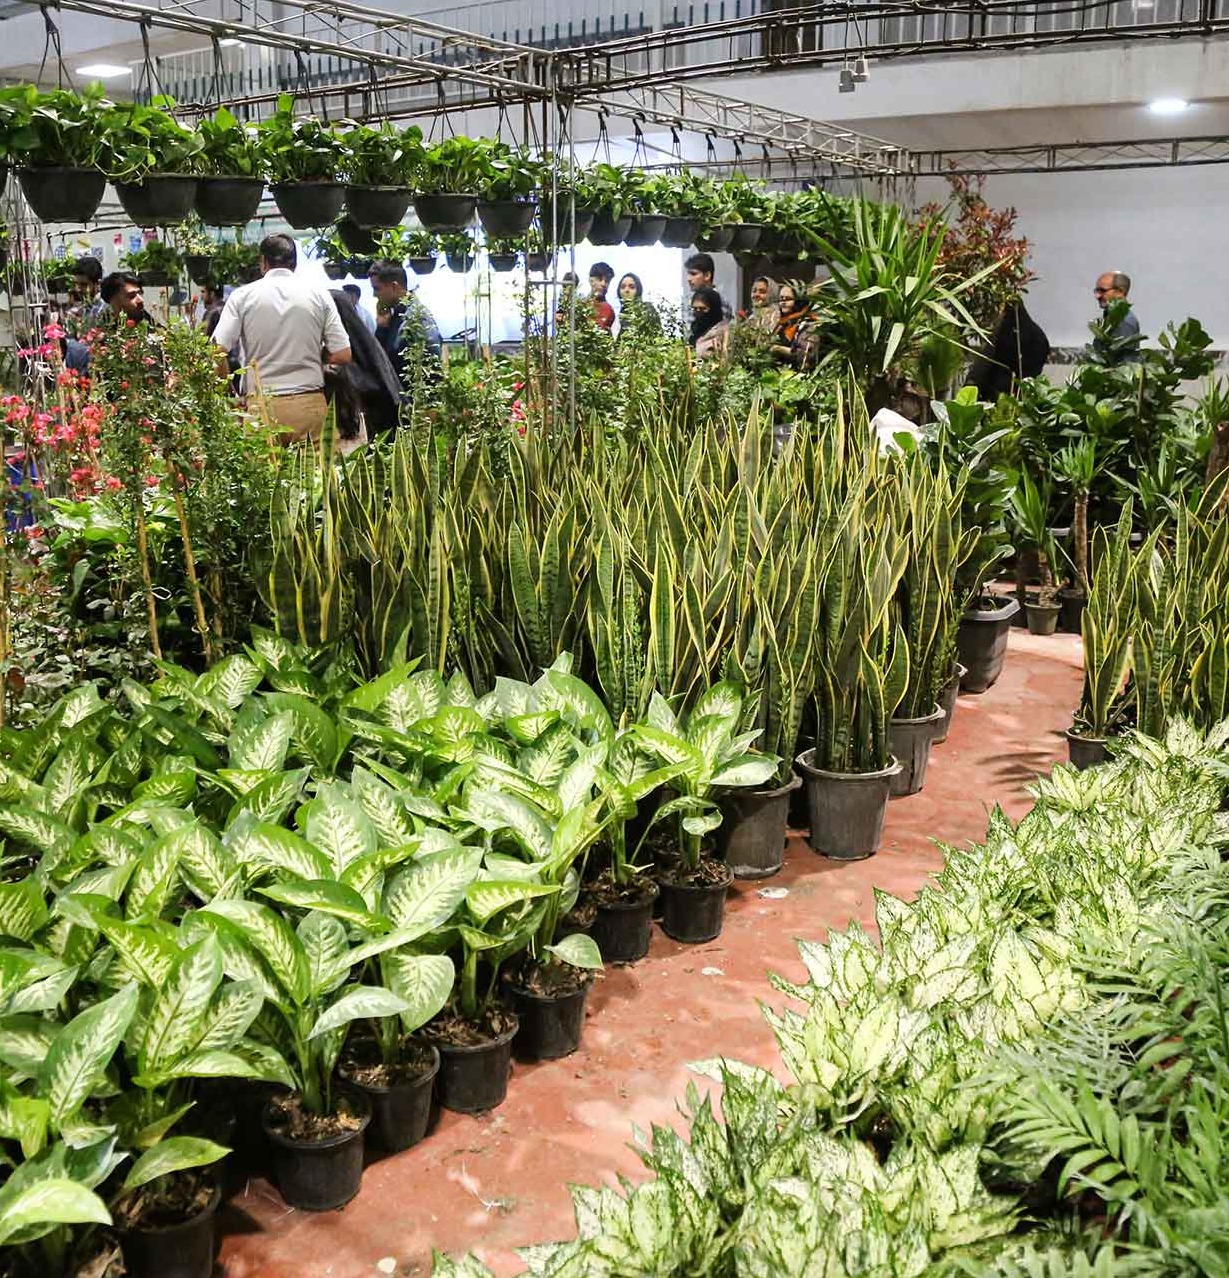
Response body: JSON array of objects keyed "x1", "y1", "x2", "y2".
[
  {"x1": 264, "y1": 1090, "x2": 368, "y2": 1142},
  {"x1": 341, "y1": 1036, "x2": 437, "y2": 1088},
  {"x1": 425, "y1": 1003, "x2": 517, "y2": 1049},
  {"x1": 115, "y1": 1170, "x2": 216, "y2": 1232},
  {"x1": 658, "y1": 856, "x2": 731, "y2": 889}
]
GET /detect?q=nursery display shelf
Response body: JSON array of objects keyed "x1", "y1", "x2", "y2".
[{"x1": 219, "y1": 629, "x2": 1083, "y2": 1278}]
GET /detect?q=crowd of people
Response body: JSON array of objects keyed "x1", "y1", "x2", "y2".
[{"x1": 41, "y1": 235, "x2": 1147, "y2": 450}]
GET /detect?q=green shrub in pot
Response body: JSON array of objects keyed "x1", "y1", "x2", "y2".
[
  {"x1": 196, "y1": 107, "x2": 263, "y2": 178},
  {"x1": 103, "y1": 99, "x2": 203, "y2": 180},
  {"x1": 341, "y1": 121, "x2": 422, "y2": 187},
  {"x1": 480, "y1": 142, "x2": 543, "y2": 202},
  {"x1": 414, "y1": 135, "x2": 493, "y2": 195},
  {"x1": 2, "y1": 82, "x2": 114, "y2": 171},
  {"x1": 258, "y1": 96, "x2": 344, "y2": 183}
]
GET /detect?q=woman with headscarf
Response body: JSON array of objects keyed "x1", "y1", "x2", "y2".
[
  {"x1": 615, "y1": 272, "x2": 660, "y2": 338},
  {"x1": 772, "y1": 282, "x2": 820, "y2": 369},
  {"x1": 690, "y1": 286, "x2": 729, "y2": 361},
  {"x1": 327, "y1": 288, "x2": 401, "y2": 449},
  {"x1": 747, "y1": 275, "x2": 780, "y2": 331}
]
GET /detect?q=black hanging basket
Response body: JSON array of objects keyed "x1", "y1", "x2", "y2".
[
  {"x1": 323, "y1": 262, "x2": 350, "y2": 280},
  {"x1": 476, "y1": 199, "x2": 537, "y2": 239},
  {"x1": 138, "y1": 271, "x2": 178, "y2": 288},
  {"x1": 184, "y1": 255, "x2": 215, "y2": 285},
  {"x1": 413, "y1": 193, "x2": 477, "y2": 231},
  {"x1": 271, "y1": 181, "x2": 346, "y2": 229},
  {"x1": 344, "y1": 185, "x2": 411, "y2": 229},
  {"x1": 488, "y1": 252, "x2": 519, "y2": 273},
  {"x1": 336, "y1": 217, "x2": 379, "y2": 256},
  {"x1": 539, "y1": 204, "x2": 595, "y2": 244},
  {"x1": 19, "y1": 167, "x2": 106, "y2": 224},
  {"x1": 408, "y1": 255, "x2": 438, "y2": 276},
  {"x1": 696, "y1": 224, "x2": 735, "y2": 252},
  {"x1": 661, "y1": 216, "x2": 702, "y2": 248},
  {"x1": 728, "y1": 223, "x2": 763, "y2": 252},
  {"x1": 116, "y1": 175, "x2": 199, "y2": 226},
  {"x1": 588, "y1": 209, "x2": 632, "y2": 246},
  {"x1": 525, "y1": 251, "x2": 554, "y2": 274},
  {"x1": 446, "y1": 251, "x2": 475, "y2": 274},
  {"x1": 194, "y1": 176, "x2": 264, "y2": 226},
  {"x1": 624, "y1": 215, "x2": 667, "y2": 247}
]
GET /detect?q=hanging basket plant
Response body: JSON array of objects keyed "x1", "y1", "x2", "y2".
[
  {"x1": 11, "y1": 83, "x2": 112, "y2": 223},
  {"x1": 342, "y1": 122, "x2": 420, "y2": 227},
  {"x1": 194, "y1": 107, "x2": 266, "y2": 225},
  {"x1": 107, "y1": 99, "x2": 204, "y2": 225},
  {"x1": 439, "y1": 231, "x2": 476, "y2": 274},
  {"x1": 260, "y1": 94, "x2": 347, "y2": 228},
  {"x1": 486, "y1": 238, "x2": 520, "y2": 273},
  {"x1": 411, "y1": 135, "x2": 492, "y2": 229},
  {"x1": 123, "y1": 238, "x2": 184, "y2": 288},
  {"x1": 476, "y1": 142, "x2": 541, "y2": 238}
]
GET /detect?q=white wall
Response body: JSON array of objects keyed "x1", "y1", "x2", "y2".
[{"x1": 911, "y1": 166, "x2": 1229, "y2": 350}]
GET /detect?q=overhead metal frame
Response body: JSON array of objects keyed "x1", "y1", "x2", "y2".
[{"x1": 910, "y1": 133, "x2": 1229, "y2": 173}]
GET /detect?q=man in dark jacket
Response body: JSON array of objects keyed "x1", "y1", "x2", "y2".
[{"x1": 368, "y1": 260, "x2": 442, "y2": 387}]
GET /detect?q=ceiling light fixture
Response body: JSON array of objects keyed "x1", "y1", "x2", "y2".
[
  {"x1": 852, "y1": 55, "x2": 870, "y2": 82},
  {"x1": 838, "y1": 65, "x2": 856, "y2": 93},
  {"x1": 218, "y1": 37, "x2": 242, "y2": 47},
  {"x1": 77, "y1": 63, "x2": 131, "y2": 79},
  {"x1": 1148, "y1": 96, "x2": 1190, "y2": 115}
]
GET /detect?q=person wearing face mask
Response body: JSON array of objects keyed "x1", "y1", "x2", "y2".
[
  {"x1": 690, "y1": 286, "x2": 729, "y2": 360},
  {"x1": 614, "y1": 272, "x2": 660, "y2": 338}
]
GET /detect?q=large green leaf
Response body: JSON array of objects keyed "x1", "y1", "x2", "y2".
[
  {"x1": 302, "y1": 782, "x2": 378, "y2": 874},
  {"x1": 298, "y1": 912, "x2": 350, "y2": 997},
  {"x1": 121, "y1": 1136, "x2": 229, "y2": 1194},
  {"x1": 229, "y1": 710, "x2": 295, "y2": 773},
  {"x1": 138, "y1": 937, "x2": 224, "y2": 1074},
  {"x1": 256, "y1": 879, "x2": 385, "y2": 931},
  {"x1": 381, "y1": 953, "x2": 454, "y2": 1033},
  {"x1": 465, "y1": 879, "x2": 559, "y2": 924},
  {"x1": 308, "y1": 986, "x2": 410, "y2": 1040},
  {"x1": 382, "y1": 846, "x2": 482, "y2": 937},
  {"x1": 225, "y1": 813, "x2": 330, "y2": 881},
  {"x1": 39, "y1": 983, "x2": 139, "y2": 1127},
  {"x1": 200, "y1": 900, "x2": 309, "y2": 1007},
  {"x1": 0, "y1": 1178, "x2": 111, "y2": 1244}
]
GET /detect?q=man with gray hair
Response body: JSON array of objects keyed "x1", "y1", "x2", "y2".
[{"x1": 1093, "y1": 270, "x2": 1141, "y2": 356}]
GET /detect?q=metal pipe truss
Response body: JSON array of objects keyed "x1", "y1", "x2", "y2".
[{"x1": 910, "y1": 134, "x2": 1229, "y2": 174}]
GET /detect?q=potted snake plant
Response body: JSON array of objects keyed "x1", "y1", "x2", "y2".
[
  {"x1": 260, "y1": 95, "x2": 347, "y2": 228},
  {"x1": 194, "y1": 107, "x2": 265, "y2": 225}
]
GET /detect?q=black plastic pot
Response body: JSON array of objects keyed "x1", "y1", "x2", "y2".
[
  {"x1": 624, "y1": 215, "x2": 667, "y2": 247},
  {"x1": 262, "y1": 1088, "x2": 371, "y2": 1211},
  {"x1": 446, "y1": 252, "x2": 475, "y2": 274},
  {"x1": 934, "y1": 664, "x2": 967, "y2": 745},
  {"x1": 589, "y1": 881, "x2": 658, "y2": 964},
  {"x1": 588, "y1": 209, "x2": 633, "y2": 245},
  {"x1": 345, "y1": 185, "x2": 411, "y2": 229},
  {"x1": 1025, "y1": 601, "x2": 1061, "y2": 636},
  {"x1": 414, "y1": 193, "x2": 477, "y2": 231},
  {"x1": 505, "y1": 972, "x2": 593, "y2": 1061},
  {"x1": 658, "y1": 862, "x2": 733, "y2": 943},
  {"x1": 1065, "y1": 728, "x2": 1109, "y2": 770},
  {"x1": 696, "y1": 225, "x2": 735, "y2": 252},
  {"x1": 718, "y1": 772, "x2": 801, "y2": 879},
  {"x1": 271, "y1": 181, "x2": 346, "y2": 229},
  {"x1": 728, "y1": 223, "x2": 763, "y2": 252},
  {"x1": 661, "y1": 216, "x2": 702, "y2": 247},
  {"x1": 19, "y1": 166, "x2": 106, "y2": 224},
  {"x1": 194, "y1": 175, "x2": 264, "y2": 226},
  {"x1": 432, "y1": 1016, "x2": 519, "y2": 1114},
  {"x1": 488, "y1": 252, "x2": 519, "y2": 273},
  {"x1": 525, "y1": 251, "x2": 554, "y2": 274},
  {"x1": 957, "y1": 596, "x2": 1020, "y2": 693},
  {"x1": 184, "y1": 254, "x2": 214, "y2": 285},
  {"x1": 336, "y1": 217, "x2": 379, "y2": 256},
  {"x1": 116, "y1": 175, "x2": 198, "y2": 225},
  {"x1": 121, "y1": 1179, "x2": 220, "y2": 1278},
  {"x1": 796, "y1": 748, "x2": 901, "y2": 861},
  {"x1": 138, "y1": 271, "x2": 177, "y2": 288},
  {"x1": 341, "y1": 1046, "x2": 439, "y2": 1155},
  {"x1": 408, "y1": 255, "x2": 437, "y2": 276},
  {"x1": 1059, "y1": 589, "x2": 1087, "y2": 635},
  {"x1": 324, "y1": 262, "x2": 350, "y2": 281},
  {"x1": 887, "y1": 707, "x2": 943, "y2": 798},
  {"x1": 540, "y1": 204, "x2": 595, "y2": 244},
  {"x1": 477, "y1": 198, "x2": 537, "y2": 239}
]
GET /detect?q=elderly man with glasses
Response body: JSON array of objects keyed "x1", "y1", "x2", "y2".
[{"x1": 1091, "y1": 271, "x2": 1141, "y2": 363}]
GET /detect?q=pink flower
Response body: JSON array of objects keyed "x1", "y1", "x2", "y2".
[{"x1": 43, "y1": 322, "x2": 65, "y2": 341}]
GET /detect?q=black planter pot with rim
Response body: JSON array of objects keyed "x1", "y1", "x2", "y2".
[
  {"x1": 887, "y1": 706, "x2": 944, "y2": 798},
  {"x1": 431, "y1": 1014, "x2": 519, "y2": 1114},
  {"x1": 588, "y1": 209, "x2": 633, "y2": 246},
  {"x1": 957, "y1": 595, "x2": 1020, "y2": 693},
  {"x1": 408, "y1": 255, "x2": 438, "y2": 276},
  {"x1": 138, "y1": 271, "x2": 177, "y2": 289},
  {"x1": 796, "y1": 748, "x2": 901, "y2": 861},
  {"x1": 340, "y1": 1044, "x2": 439, "y2": 1155},
  {"x1": 588, "y1": 879, "x2": 658, "y2": 964},
  {"x1": 661, "y1": 216, "x2": 702, "y2": 248},
  {"x1": 717, "y1": 772, "x2": 802, "y2": 879},
  {"x1": 121, "y1": 1178, "x2": 220, "y2": 1278},
  {"x1": 539, "y1": 204, "x2": 596, "y2": 244},
  {"x1": 344, "y1": 185, "x2": 411, "y2": 229},
  {"x1": 262, "y1": 1088, "x2": 371, "y2": 1211},
  {"x1": 695, "y1": 225, "x2": 736, "y2": 252},
  {"x1": 194, "y1": 175, "x2": 264, "y2": 226},
  {"x1": 336, "y1": 217, "x2": 379, "y2": 256},
  {"x1": 728, "y1": 223, "x2": 763, "y2": 252},
  {"x1": 934, "y1": 664, "x2": 968, "y2": 745},
  {"x1": 624, "y1": 214, "x2": 667, "y2": 247},
  {"x1": 414, "y1": 192, "x2": 477, "y2": 231},
  {"x1": 525, "y1": 251, "x2": 554, "y2": 274},
  {"x1": 446, "y1": 252, "x2": 475, "y2": 274},
  {"x1": 324, "y1": 262, "x2": 350, "y2": 281},
  {"x1": 488, "y1": 252, "x2": 519, "y2": 273},
  {"x1": 504, "y1": 968, "x2": 593, "y2": 1061},
  {"x1": 477, "y1": 198, "x2": 537, "y2": 239},
  {"x1": 1059, "y1": 589, "x2": 1088, "y2": 635},
  {"x1": 271, "y1": 181, "x2": 346, "y2": 229},
  {"x1": 20, "y1": 166, "x2": 106, "y2": 226},
  {"x1": 1025, "y1": 600, "x2": 1061, "y2": 636},
  {"x1": 184, "y1": 254, "x2": 214, "y2": 285},
  {"x1": 657, "y1": 861, "x2": 733, "y2": 944},
  {"x1": 116, "y1": 174, "x2": 199, "y2": 225},
  {"x1": 1065, "y1": 728, "x2": 1110, "y2": 771}
]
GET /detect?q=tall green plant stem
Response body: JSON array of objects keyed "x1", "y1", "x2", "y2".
[
  {"x1": 132, "y1": 501, "x2": 162, "y2": 662},
  {"x1": 169, "y1": 472, "x2": 216, "y2": 666}
]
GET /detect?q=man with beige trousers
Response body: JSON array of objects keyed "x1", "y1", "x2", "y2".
[{"x1": 211, "y1": 232, "x2": 351, "y2": 442}]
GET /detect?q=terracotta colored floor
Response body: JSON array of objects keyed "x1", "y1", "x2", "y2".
[{"x1": 218, "y1": 629, "x2": 1083, "y2": 1278}]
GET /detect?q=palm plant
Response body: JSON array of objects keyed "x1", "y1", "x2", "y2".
[
  {"x1": 1008, "y1": 469, "x2": 1060, "y2": 605},
  {"x1": 1052, "y1": 438, "x2": 1099, "y2": 598}
]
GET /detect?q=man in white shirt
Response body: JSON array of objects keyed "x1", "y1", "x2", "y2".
[{"x1": 211, "y1": 233, "x2": 351, "y2": 444}]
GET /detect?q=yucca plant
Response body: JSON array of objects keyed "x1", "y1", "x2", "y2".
[
  {"x1": 1008, "y1": 468, "x2": 1061, "y2": 606},
  {"x1": 1053, "y1": 437, "x2": 1100, "y2": 598}
]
